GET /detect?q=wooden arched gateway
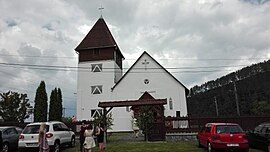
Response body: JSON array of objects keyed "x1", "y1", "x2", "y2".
[{"x1": 98, "y1": 92, "x2": 167, "y2": 141}]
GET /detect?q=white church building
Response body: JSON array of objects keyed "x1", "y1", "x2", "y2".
[{"x1": 75, "y1": 17, "x2": 189, "y2": 132}]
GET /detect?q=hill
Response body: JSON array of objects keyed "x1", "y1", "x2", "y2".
[{"x1": 187, "y1": 60, "x2": 270, "y2": 116}]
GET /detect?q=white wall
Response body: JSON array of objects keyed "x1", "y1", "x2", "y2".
[
  {"x1": 76, "y1": 53, "x2": 187, "y2": 132},
  {"x1": 76, "y1": 60, "x2": 117, "y2": 120},
  {"x1": 110, "y1": 53, "x2": 187, "y2": 131}
]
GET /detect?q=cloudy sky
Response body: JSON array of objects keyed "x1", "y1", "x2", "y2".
[{"x1": 0, "y1": 0, "x2": 270, "y2": 118}]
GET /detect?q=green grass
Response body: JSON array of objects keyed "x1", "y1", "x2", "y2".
[
  {"x1": 62, "y1": 133, "x2": 264, "y2": 152},
  {"x1": 63, "y1": 141, "x2": 264, "y2": 152},
  {"x1": 63, "y1": 141, "x2": 205, "y2": 152}
]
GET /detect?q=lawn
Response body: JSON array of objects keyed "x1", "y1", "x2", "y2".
[
  {"x1": 63, "y1": 141, "x2": 206, "y2": 152},
  {"x1": 62, "y1": 133, "x2": 263, "y2": 152}
]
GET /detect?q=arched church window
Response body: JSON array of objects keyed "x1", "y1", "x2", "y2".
[{"x1": 169, "y1": 98, "x2": 173, "y2": 110}]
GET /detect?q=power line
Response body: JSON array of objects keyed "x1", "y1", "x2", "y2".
[
  {"x1": 0, "y1": 54, "x2": 77, "y2": 59},
  {"x1": 0, "y1": 62, "x2": 249, "y2": 71},
  {"x1": 0, "y1": 53, "x2": 268, "y2": 61}
]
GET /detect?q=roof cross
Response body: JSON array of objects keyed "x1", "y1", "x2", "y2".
[
  {"x1": 99, "y1": 5, "x2": 104, "y2": 18},
  {"x1": 142, "y1": 59, "x2": 149, "y2": 70}
]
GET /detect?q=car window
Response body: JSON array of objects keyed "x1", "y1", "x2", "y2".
[
  {"x1": 266, "y1": 127, "x2": 270, "y2": 133},
  {"x1": 216, "y1": 125, "x2": 244, "y2": 134},
  {"x1": 205, "y1": 125, "x2": 211, "y2": 133},
  {"x1": 9, "y1": 128, "x2": 18, "y2": 135},
  {"x1": 261, "y1": 127, "x2": 270, "y2": 134},
  {"x1": 23, "y1": 125, "x2": 49, "y2": 134},
  {"x1": 3, "y1": 128, "x2": 17, "y2": 135},
  {"x1": 53, "y1": 124, "x2": 61, "y2": 131},
  {"x1": 254, "y1": 125, "x2": 263, "y2": 133},
  {"x1": 3, "y1": 130, "x2": 8, "y2": 135},
  {"x1": 60, "y1": 123, "x2": 69, "y2": 131}
]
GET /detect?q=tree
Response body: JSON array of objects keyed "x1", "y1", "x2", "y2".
[
  {"x1": 49, "y1": 88, "x2": 57, "y2": 121},
  {"x1": 251, "y1": 100, "x2": 270, "y2": 115},
  {"x1": 57, "y1": 88, "x2": 63, "y2": 120},
  {"x1": 137, "y1": 106, "x2": 154, "y2": 141},
  {"x1": 0, "y1": 91, "x2": 32, "y2": 122},
  {"x1": 34, "y1": 81, "x2": 48, "y2": 122},
  {"x1": 49, "y1": 88, "x2": 63, "y2": 121},
  {"x1": 94, "y1": 112, "x2": 113, "y2": 130}
]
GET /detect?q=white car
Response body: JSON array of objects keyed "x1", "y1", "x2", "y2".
[{"x1": 18, "y1": 121, "x2": 75, "y2": 152}]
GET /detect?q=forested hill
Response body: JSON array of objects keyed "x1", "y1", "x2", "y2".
[{"x1": 187, "y1": 60, "x2": 270, "y2": 117}]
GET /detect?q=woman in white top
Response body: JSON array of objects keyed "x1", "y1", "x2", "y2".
[{"x1": 84, "y1": 124, "x2": 96, "y2": 152}]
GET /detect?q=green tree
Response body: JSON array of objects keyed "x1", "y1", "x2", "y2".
[
  {"x1": 49, "y1": 88, "x2": 63, "y2": 121},
  {"x1": 0, "y1": 91, "x2": 32, "y2": 122},
  {"x1": 251, "y1": 100, "x2": 270, "y2": 115},
  {"x1": 57, "y1": 88, "x2": 63, "y2": 120},
  {"x1": 94, "y1": 112, "x2": 113, "y2": 129},
  {"x1": 34, "y1": 81, "x2": 48, "y2": 122},
  {"x1": 49, "y1": 88, "x2": 57, "y2": 121},
  {"x1": 137, "y1": 106, "x2": 154, "y2": 141}
]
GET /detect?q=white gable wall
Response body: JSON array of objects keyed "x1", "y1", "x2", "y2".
[{"x1": 109, "y1": 53, "x2": 187, "y2": 131}]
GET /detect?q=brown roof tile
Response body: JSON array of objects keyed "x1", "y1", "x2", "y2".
[
  {"x1": 98, "y1": 99, "x2": 167, "y2": 108},
  {"x1": 75, "y1": 17, "x2": 117, "y2": 51}
]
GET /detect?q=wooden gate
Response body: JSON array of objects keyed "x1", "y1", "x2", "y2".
[{"x1": 148, "y1": 121, "x2": 165, "y2": 141}]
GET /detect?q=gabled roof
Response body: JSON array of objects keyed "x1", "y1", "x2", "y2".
[
  {"x1": 111, "y1": 51, "x2": 189, "y2": 95},
  {"x1": 75, "y1": 17, "x2": 124, "y2": 58},
  {"x1": 98, "y1": 99, "x2": 167, "y2": 108},
  {"x1": 139, "y1": 91, "x2": 155, "y2": 100}
]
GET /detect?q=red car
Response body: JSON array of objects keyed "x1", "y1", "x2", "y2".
[{"x1": 197, "y1": 123, "x2": 249, "y2": 152}]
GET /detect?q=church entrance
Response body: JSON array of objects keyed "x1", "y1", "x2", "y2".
[
  {"x1": 98, "y1": 91, "x2": 167, "y2": 141},
  {"x1": 132, "y1": 92, "x2": 166, "y2": 141}
]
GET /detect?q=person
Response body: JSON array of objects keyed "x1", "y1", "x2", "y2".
[
  {"x1": 132, "y1": 118, "x2": 140, "y2": 138},
  {"x1": 96, "y1": 123, "x2": 106, "y2": 152},
  {"x1": 80, "y1": 120, "x2": 88, "y2": 152},
  {"x1": 38, "y1": 123, "x2": 49, "y2": 152},
  {"x1": 72, "y1": 115, "x2": 77, "y2": 122},
  {"x1": 83, "y1": 124, "x2": 95, "y2": 152}
]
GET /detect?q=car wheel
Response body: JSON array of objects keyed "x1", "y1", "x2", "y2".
[
  {"x1": 52, "y1": 141, "x2": 60, "y2": 152},
  {"x1": 69, "y1": 136, "x2": 75, "y2": 147},
  {"x1": 2, "y1": 142, "x2": 9, "y2": 152},
  {"x1": 208, "y1": 142, "x2": 215, "y2": 152}
]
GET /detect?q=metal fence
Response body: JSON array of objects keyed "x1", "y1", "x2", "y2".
[{"x1": 165, "y1": 116, "x2": 270, "y2": 133}]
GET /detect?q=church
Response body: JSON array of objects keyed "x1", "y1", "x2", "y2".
[{"x1": 75, "y1": 17, "x2": 189, "y2": 132}]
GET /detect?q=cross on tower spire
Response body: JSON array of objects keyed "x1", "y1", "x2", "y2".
[{"x1": 99, "y1": 4, "x2": 104, "y2": 18}]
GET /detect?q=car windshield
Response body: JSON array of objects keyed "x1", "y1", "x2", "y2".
[
  {"x1": 216, "y1": 125, "x2": 244, "y2": 134},
  {"x1": 22, "y1": 125, "x2": 49, "y2": 134}
]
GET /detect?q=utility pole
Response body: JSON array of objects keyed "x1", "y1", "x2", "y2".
[
  {"x1": 214, "y1": 97, "x2": 219, "y2": 117},
  {"x1": 233, "y1": 79, "x2": 240, "y2": 116},
  {"x1": 62, "y1": 107, "x2": 66, "y2": 117}
]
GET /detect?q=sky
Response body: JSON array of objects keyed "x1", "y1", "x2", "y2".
[{"x1": 0, "y1": 0, "x2": 270, "y2": 118}]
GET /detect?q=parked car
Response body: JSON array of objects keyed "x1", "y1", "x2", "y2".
[
  {"x1": 18, "y1": 121, "x2": 75, "y2": 152},
  {"x1": 0, "y1": 126, "x2": 23, "y2": 152},
  {"x1": 197, "y1": 123, "x2": 249, "y2": 152},
  {"x1": 247, "y1": 122, "x2": 270, "y2": 152}
]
